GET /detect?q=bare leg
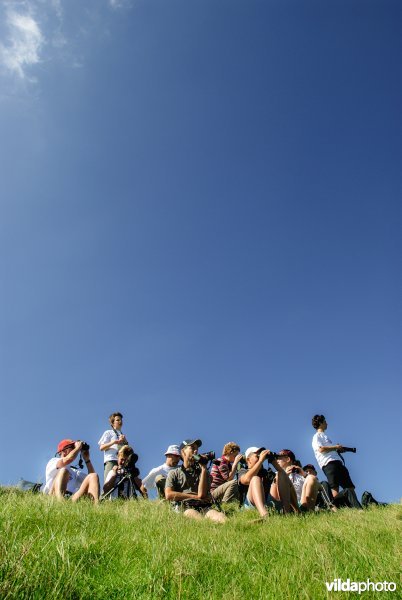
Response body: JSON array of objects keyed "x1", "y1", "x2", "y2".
[
  {"x1": 205, "y1": 509, "x2": 227, "y2": 524},
  {"x1": 301, "y1": 475, "x2": 319, "y2": 511},
  {"x1": 50, "y1": 468, "x2": 70, "y2": 501},
  {"x1": 72, "y1": 473, "x2": 100, "y2": 504},
  {"x1": 248, "y1": 476, "x2": 268, "y2": 517},
  {"x1": 270, "y1": 472, "x2": 299, "y2": 514},
  {"x1": 183, "y1": 508, "x2": 203, "y2": 520}
]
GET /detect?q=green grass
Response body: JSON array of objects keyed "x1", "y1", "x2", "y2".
[{"x1": 0, "y1": 489, "x2": 400, "y2": 599}]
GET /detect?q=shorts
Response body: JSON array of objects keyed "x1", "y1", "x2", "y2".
[{"x1": 322, "y1": 460, "x2": 354, "y2": 490}]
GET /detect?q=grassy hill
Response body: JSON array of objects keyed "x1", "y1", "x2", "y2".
[{"x1": 0, "y1": 489, "x2": 400, "y2": 599}]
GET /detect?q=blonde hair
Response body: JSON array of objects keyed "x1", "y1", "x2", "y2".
[
  {"x1": 222, "y1": 442, "x2": 240, "y2": 456},
  {"x1": 118, "y1": 445, "x2": 133, "y2": 458}
]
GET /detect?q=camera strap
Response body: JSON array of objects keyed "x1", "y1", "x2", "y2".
[{"x1": 336, "y1": 451, "x2": 346, "y2": 466}]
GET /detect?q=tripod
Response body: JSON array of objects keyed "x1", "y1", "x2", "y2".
[{"x1": 100, "y1": 470, "x2": 142, "y2": 502}]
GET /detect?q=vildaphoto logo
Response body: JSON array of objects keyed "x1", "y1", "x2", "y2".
[{"x1": 325, "y1": 579, "x2": 397, "y2": 593}]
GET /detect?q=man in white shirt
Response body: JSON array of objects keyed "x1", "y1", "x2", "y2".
[
  {"x1": 311, "y1": 414, "x2": 356, "y2": 498},
  {"x1": 141, "y1": 445, "x2": 181, "y2": 498},
  {"x1": 43, "y1": 439, "x2": 100, "y2": 503}
]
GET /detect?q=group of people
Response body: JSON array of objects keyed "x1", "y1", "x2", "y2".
[{"x1": 43, "y1": 412, "x2": 360, "y2": 520}]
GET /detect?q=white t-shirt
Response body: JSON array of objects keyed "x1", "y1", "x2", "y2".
[
  {"x1": 98, "y1": 429, "x2": 122, "y2": 463},
  {"x1": 142, "y1": 463, "x2": 175, "y2": 489},
  {"x1": 312, "y1": 431, "x2": 339, "y2": 468},
  {"x1": 288, "y1": 472, "x2": 305, "y2": 503},
  {"x1": 43, "y1": 457, "x2": 86, "y2": 495}
]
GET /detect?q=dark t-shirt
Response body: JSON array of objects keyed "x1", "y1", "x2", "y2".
[{"x1": 165, "y1": 464, "x2": 212, "y2": 509}]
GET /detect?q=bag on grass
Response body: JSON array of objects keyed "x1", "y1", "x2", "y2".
[{"x1": 17, "y1": 479, "x2": 42, "y2": 493}]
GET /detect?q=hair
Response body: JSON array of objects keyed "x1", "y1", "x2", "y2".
[
  {"x1": 109, "y1": 412, "x2": 123, "y2": 426},
  {"x1": 118, "y1": 445, "x2": 133, "y2": 458},
  {"x1": 222, "y1": 442, "x2": 240, "y2": 456},
  {"x1": 312, "y1": 414, "x2": 325, "y2": 429},
  {"x1": 279, "y1": 449, "x2": 296, "y2": 463}
]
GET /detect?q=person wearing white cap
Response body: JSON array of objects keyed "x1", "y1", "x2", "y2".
[
  {"x1": 238, "y1": 447, "x2": 299, "y2": 517},
  {"x1": 140, "y1": 445, "x2": 181, "y2": 498}
]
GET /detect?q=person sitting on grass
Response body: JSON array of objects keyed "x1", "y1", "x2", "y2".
[
  {"x1": 103, "y1": 445, "x2": 144, "y2": 499},
  {"x1": 165, "y1": 439, "x2": 226, "y2": 523},
  {"x1": 98, "y1": 412, "x2": 129, "y2": 482},
  {"x1": 209, "y1": 442, "x2": 243, "y2": 504},
  {"x1": 43, "y1": 439, "x2": 99, "y2": 504},
  {"x1": 140, "y1": 444, "x2": 181, "y2": 499},
  {"x1": 275, "y1": 450, "x2": 319, "y2": 511},
  {"x1": 238, "y1": 447, "x2": 299, "y2": 518}
]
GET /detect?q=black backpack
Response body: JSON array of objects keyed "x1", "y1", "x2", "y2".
[{"x1": 361, "y1": 490, "x2": 387, "y2": 508}]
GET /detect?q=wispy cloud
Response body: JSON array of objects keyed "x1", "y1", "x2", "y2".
[{"x1": 0, "y1": 8, "x2": 44, "y2": 79}]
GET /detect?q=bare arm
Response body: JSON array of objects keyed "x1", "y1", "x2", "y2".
[
  {"x1": 56, "y1": 441, "x2": 82, "y2": 469},
  {"x1": 165, "y1": 487, "x2": 198, "y2": 501},
  {"x1": 319, "y1": 444, "x2": 343, "y2": 453},
  {"x1": 240, "y1": 450, "x2": 272, "y2": 485}
]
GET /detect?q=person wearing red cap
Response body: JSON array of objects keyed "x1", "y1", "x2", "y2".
[{"x1": 43, "y1": 439, "x2": 100, "y2": 503}]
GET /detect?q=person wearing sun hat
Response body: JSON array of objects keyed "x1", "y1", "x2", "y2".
[
  {"x1": 43, "y1": 438, "x2": 100, "y2": 503},
  {"x1": 140, "y1": 444, "x2": 182, "y2": 498},
  {"x1": 164, "y1": 439, "x2": 226, "y2": 523}
]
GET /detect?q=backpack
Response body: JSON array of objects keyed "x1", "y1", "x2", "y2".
[
  {"x1": 361, "y1": 490, "x2": 387, "y2": 508},
  {"x1": 16, "y1": 479, "x2": 42, "y2": 493}
]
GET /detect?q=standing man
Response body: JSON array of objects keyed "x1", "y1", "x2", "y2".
[
  {"x1": 141, "y1": 444, "x2": 181, "y2": 498},
  {"x1": 98, "y1": 412, "x2": 128, "y2": 481},
  {"x1": 210, "y1": 442, "x2": 243, "y2": 504},
  {"x1": 43, "y1": 439, "x2": 99, "y2": 503},
  {"x1": 165, "y1": 439, "x2": 226, "y2": 523},
  {"x1": 311, "y1": 414, "x2": 358, "y2": 499}
]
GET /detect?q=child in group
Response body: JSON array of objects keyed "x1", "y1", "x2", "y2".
[{"x1": 98, "y1": 412, "x2": 128, "y2": 481}]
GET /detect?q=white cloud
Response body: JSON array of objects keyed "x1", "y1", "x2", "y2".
[{"x1": 0, "y1": 9, "x2": 44, "y2": 79}]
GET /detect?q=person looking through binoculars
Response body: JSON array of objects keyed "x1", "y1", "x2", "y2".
[
  {"x1": 165, "y1": 439, "x2": 226, "y2": 523},
  {"x1": 43, "y1": 439, "x2": 100, "y2": 503},
  {"x1": 209, "y1": 442, "x2": 242, "y2": 504},
  {"x1": 238, "y1": 447, "x2": 299, "y2": 518},
  {"x1": 275, "y1": 449, "x2": 319, "y2": 511},
  {"x1": 102, "y1": 445, "x2": 144, "y2": 500},
  {"x1": 98, "y1": 412, "x2": 129, "y2": 481}
]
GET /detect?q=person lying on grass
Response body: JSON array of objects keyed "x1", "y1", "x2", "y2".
[
  {"x1": 43, "y1": 439, "x2": 99, "y2": 504},
  {"x1": 238, "y1": 447, "x2": 299, "y2": 518},
  {"x1": 275, "y1": 450, "x2": 319, "y2": 511},
  {"x1": 165, "y1": 439, "x2": 226, "y2": 523}
]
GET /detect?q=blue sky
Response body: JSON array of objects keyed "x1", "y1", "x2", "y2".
[{"x1": 0, "y1": 0, "x2": 400, "y2": 502}]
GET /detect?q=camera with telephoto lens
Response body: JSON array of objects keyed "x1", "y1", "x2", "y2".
[
  {"x1": 193, "y1": 451, "x2": 215, "y2": 465},
  {"x1": 338, "y1": 447, "x2": 356, "y2": 453}
]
